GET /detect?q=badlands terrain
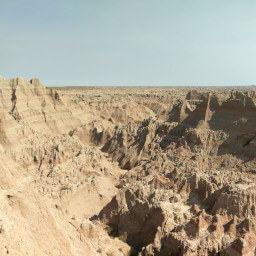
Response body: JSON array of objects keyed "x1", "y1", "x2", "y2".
[{"x1": 0, "y1": 76, "x2": 256, "y2": 256}]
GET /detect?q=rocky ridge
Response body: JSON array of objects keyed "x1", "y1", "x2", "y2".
[{"x1": 0, "y1": 77, "x2": 256, "y2": 255}]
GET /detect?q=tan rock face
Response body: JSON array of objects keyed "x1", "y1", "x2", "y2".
[{"x1": 1, "y1": 77, "x2": 256, "y2": 255}]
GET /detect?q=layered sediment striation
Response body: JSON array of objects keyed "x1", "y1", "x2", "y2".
[{"x1": 0, "y1": 76, "x2": 256, "y2": 255}]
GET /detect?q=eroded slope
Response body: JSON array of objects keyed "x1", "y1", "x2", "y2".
[{"x1": 0, "y1": 77, "x2": 256, "y2": 256}]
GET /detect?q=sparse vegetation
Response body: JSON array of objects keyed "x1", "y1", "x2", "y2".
[
  {"x1": 97, "y1": 248, "x2": 102, "y2": 253},
  {"x1": 60, "y1": 185, "x2": 71, "y2": 191},
  {"x1": 104, "y1": 226, "x2": 118, "y2": 237},
  {"x1": 115, "y1": 182, "x2": 126, "y2": 189},
  {"x1": 126, "y1": 249, "x2": 138, "y2": 256},
  {"x1": 119, "y1": 174, "x2": 125, "y2": 179},
  {"x1": 118, "y1": 232, "x2": 127, "y2": 242},
  {"x1": 248, "y1": 170, "x2": 256, "y2": 175}
]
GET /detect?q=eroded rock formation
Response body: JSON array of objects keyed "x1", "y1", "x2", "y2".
[{"x1": 0, "y1": 76, "x2": 256, "y2": 255}]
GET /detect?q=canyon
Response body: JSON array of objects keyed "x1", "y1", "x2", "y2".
[{"x1": 0, "y1": 76, "x2": 256, "y2": 255}]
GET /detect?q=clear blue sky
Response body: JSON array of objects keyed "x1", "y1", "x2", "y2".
[{"x1": 1, "y1": 0, "x2": 256, "y2": 86}]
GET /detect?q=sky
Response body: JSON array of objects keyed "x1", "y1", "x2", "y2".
[{"x1": 0, "y1": 0, "x2": 256, "y2": 86}]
